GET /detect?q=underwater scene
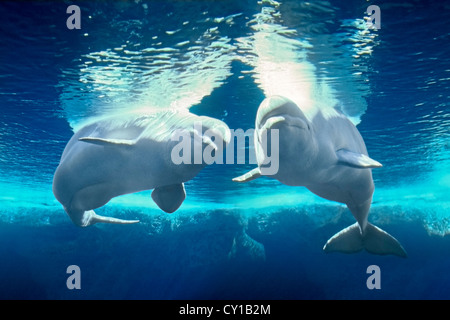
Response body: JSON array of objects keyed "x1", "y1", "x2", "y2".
[{"x1": 0, "y1": 0, "x2": 449, "y2": 300}]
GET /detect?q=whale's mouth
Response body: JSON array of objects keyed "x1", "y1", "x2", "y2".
[
  {"x1": 207, "y1": 124, "x2": 232, "y2": 145},
  {"x1": 195, "y1": 118, "x2": 232, "y2": 146},
  {"x1": 288, "y1": 120, "x2": 310, "y2": 131},
  {"x1": 261, "y1": 114, "x2": 310, "y2": 132}
]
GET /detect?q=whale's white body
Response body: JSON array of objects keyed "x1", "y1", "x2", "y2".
[
  {"x1": 234, "y1": 96, "x2": 406, "y2": 257},
  {"x1": 53, "y1": 109, "x2": 230, "y2": 227}
]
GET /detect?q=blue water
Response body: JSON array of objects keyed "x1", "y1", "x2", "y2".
[{"x1": 0, "y1": 0, "x2": 449, "y2": 299}]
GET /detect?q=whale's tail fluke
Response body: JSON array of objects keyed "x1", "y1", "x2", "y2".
[
  {"x1": 65, "y1": 208, "x2": 139, "y2": 227},
  {"x1": 323, "y1": 222, "x2": 407, "y2": 258}
]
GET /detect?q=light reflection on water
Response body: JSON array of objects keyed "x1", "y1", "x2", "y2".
[{"x1": 58, "y1": 0, "x2": 375, "y2": 130}]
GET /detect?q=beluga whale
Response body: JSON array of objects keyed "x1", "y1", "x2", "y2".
[
  {"x1": 53, "y1": 109, "x2": 230, "y2": 227},
  {"x1": 233, "y1": 95, "x2": 407, "y2": 257}
]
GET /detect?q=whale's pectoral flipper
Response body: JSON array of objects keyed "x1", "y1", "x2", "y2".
[
  {"x1": 232, "y1": 168, "x2": 262, "y2": 183},
  {"x1": 79, "y1": 137, "x2": 137, "y2": 146},
  {"x1": 151, "y1": 183, "x2": 186, "y2": 213},
  {"x1": 323, "y1": 222, "x2": 407, "y2": 258},
  {"x1": 65, "y1": 208, "x2": 139, "y2": 227},
  {"x1": 336, "y1": 149, "x2": 382, "y2": 168}
]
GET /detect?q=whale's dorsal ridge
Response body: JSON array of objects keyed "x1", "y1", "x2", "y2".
[{"x1": 336, "y1": 149, "x2": 382, "y2": 169}]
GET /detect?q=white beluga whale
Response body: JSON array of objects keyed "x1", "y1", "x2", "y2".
[
  {"x1": 53, "y1": 109, "x2": 230, "y2": 227},
  {"x1": 233, "y1": 95, "x2": 407, "y2": 257}
]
